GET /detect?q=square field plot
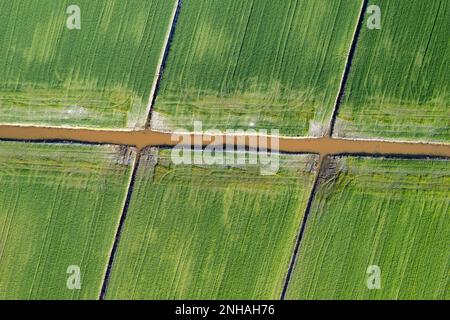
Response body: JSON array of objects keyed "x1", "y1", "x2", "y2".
[
  {"x1": 106, "y1": 149, "x2": 319, "y2": 299},
  {"x1": 286, "y1": 157, "x2": 449, "y2": 300},
  {"x1": 0, "y1": 142, "x2": 134, "y2": 299},
  {"x1": 151, "y1": 0, "x2": 362, "y2": 136},
  {"x1": 0, "y1": 0, "x2": 177, "y2": 129},
  {"x1": 335, "y1": 0, "x2": 450, "y2": 142}
]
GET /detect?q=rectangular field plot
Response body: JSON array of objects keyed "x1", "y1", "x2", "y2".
[
  {"x1": 152, "y1": 0, "x2": 362, "y2": 136},
  {"x1": 106, "y1": 149, "x2": 318, "y2": 299},
  {"x1": 0, "y1": 0, "x2": 176, "y2": 128},
  {"x1": 0, "y1": 142, "x2": 134, "y2": 299},
  {"x1": 335, "y1": 0, "x2": 450, "y2": 142},
  {"x1": 286, "y1": 157, "x2": 450, "y2": 300}
]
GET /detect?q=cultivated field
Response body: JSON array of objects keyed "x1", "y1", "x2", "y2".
[
  {"x1": 286, "y1": 157, "x2": 450, "y2": 299},
  {"x1": 0, "y1": 0, "x2": 448, "y2": 302},
  {"x1": 0, "y1": 142, "x2": 134, "y2": 299},
  {"x1": 106, "y1": 149, "x2": 318, "y2": 299},
  {"x1": 0, "y1": 0, "x2": 176, "y2": 128},
  {"x1": 335, "y1": 0, "x2": 450, "y2": 142},
  {"x1": 152, "y1": 0, "x2": 361, "y2": 136}
]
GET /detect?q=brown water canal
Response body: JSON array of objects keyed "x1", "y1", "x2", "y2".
[{"x1": 0, "y1": 125, "x2": 448, "y2": 158}]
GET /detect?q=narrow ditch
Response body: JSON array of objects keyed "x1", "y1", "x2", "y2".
[
  {"x1": 99, "y1": 151, "x2": 141, "y2": 300},
  {"x1": 327, "y1": 0, "x2": 368, "y2": 136},
  {"x1": 280, "y1": 155, "x2": 327, "y2": 300},
  {"x1": 144, "y1": 0, "x2": 183, "y2": 129}
]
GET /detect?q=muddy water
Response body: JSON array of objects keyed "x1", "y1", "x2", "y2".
[{"x1": 0, "y1": 125, "x2": 448, "y2": 158}]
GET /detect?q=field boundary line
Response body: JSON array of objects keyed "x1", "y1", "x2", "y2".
[
  {"x1": 280, "y1": 155, "x2": 327, "y2": 299},
  {"x1": 144, "y1": 0, "x2": 182, "y2": 129},
  {"x1": 99, "y1": 151, "x2": 141, "y2": 300},
  {"x1": 327, "y1": 0, "x2": 368, "y2": 136}
]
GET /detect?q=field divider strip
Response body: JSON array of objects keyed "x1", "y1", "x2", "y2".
[
  {"x1": 327, "y1": 0, "x2": 368, "y2": 136},
  {"x1": 99, "y1": 151, "x2": 141, "y2": 300},
  {"x1": 280, "y1": 155, "x2": 327, "y2": 299},
  {"x1": 144, "y1": 0, "x2": 182, "y2": 129}
]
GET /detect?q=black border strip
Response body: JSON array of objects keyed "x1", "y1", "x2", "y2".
[
  {"x1": 145, "y1": 0, "x2": 183, "y2": 129},
  {"x1": 280, "y1": 156, "x2": 326, "y2": 299},
  {"x1": 99, "y1": 152, "x2": 142, "y2": 299},
  {"x1": 328, "y1": 0, "x2": 369, "y2": 136}
]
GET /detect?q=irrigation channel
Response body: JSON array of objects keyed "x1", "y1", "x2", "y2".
[{"x1": 0, "y1": 125, "x2": 448, "y2": 158}]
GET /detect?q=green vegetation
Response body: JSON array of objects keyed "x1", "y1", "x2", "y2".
[
  {"x1": 335, "y1": 0, "x2": 450, "y2": 142},
  {"x1": 287, "y1": 157, "x2": 450, "y2": 299},
  {"x1": 152, "y1": 0, "x2": 361, "y2": 136},
  {"x1": 0, "y1": 0, "x2": 447, "y2": 302},
  {"x1": 0, "y1": 142, "x2": 134, "y2": 299},
  {"x1": 0, "y1": 0, "x2": 176, "y2": 128},
  {"x1": 106, "y1": 149, "x2": 318, "y2": 299}
]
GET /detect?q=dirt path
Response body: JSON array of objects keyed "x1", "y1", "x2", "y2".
[{"x1": 0, "y1": 125, "x2": 448, "y2": 158}]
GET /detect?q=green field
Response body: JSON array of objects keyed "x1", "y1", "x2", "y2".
[
  {"x1": 0, "y1": 0, "x2": 448, "y2": 302},
  {"x1": 106, "y1": 149, "x2": 318, "y2": 299},
  {"x1": 152, "y1": 0, "x2": 361, "y2": 136},
  {"x1": 0, "y1": 142, "x2": 134, "y2": 299},
  {"x1": 286, "y1": 157, "x2": 450, "y2": 299},
  {"x1": 335, "y1": 0, "x2": 450, "y2": 142},
  {"x1": 0, "y1": 0, "x2": 176, "y2": 128}
]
